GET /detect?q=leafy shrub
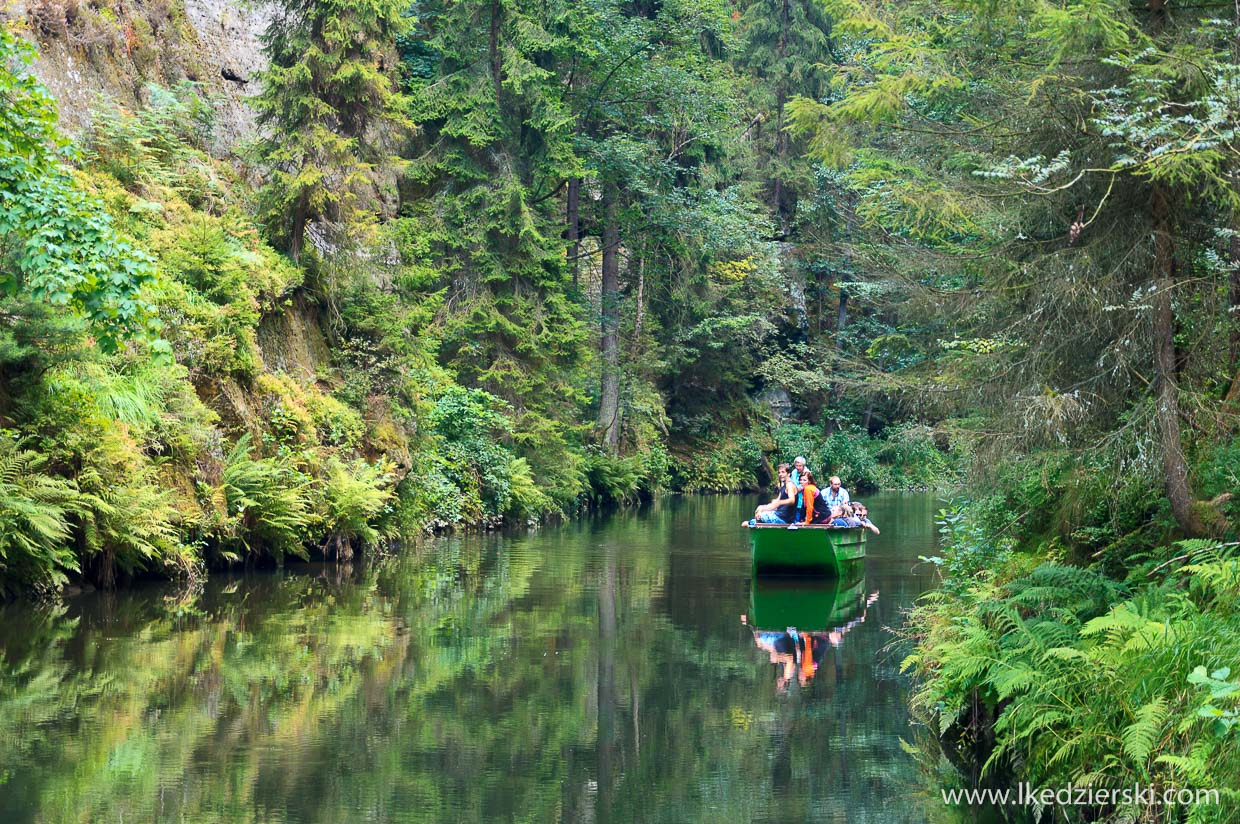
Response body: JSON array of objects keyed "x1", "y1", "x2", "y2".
[
  {"x1": 84, "y1": 84, "x2": 221, "y2": 200},
  {"x1": 919, "y1": 498, "x2": 1014, "y2": 596},
  {"x1": 504, "y1": 457, "x2": 552, "y2": 521},
  {"x1": 430, "y1": 386, "x2": 518, "y2": 521},
  {"x1": 1194, "y1": 436, "x2": 1240, "y2": 536},
  {"x1": 75, "y1": 459, "x2": 188, "y2": 585},
  {"x1": 765, "y1": 422, "x2": 955, "y2": 493},
  {"x1": 395, "y1": 458, "x2": 464, "y2": 532},
  {"x1": 819, "y1": 426, "x2": 890, "y2": 490},
  {"x1": 903, "y1": 523, "x2": 1240, "y2": 822},
  {"x1": 673, "y1": 436, "x2": 763, "y2": 493},
  {"x1": 638, "y1": 444, "x2": 671, "y2": 493},
  {"x1": 876, "y1": 423, "x2": 958, "y2": 490},
  {"x1": 0, "y1": 27, "x2": 159, "y2": 351},
  {"x1": 585, "y1": 450, "x2": 644, "y2": 505}
]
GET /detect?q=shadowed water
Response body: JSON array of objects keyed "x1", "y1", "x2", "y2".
[{"x1": 0, "y1": 493, "x2": 962, "y2": 823}]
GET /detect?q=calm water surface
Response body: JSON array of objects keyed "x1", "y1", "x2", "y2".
[{"x1": 0, "y1": 494, "x2": 955, "y2": 823}]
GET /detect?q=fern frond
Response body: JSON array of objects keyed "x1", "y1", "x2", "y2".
[{"x1": 1122, "y1": 697, "x2": 1167, "y2": 767}]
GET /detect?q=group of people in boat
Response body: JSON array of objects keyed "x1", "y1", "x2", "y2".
[{"x1": 743, "y1": 456, "x2": 880, "y2": 533}]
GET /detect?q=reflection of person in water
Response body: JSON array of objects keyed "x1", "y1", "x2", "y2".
[{"x1": 741, "y1": 590, "x2": 881, "y2": 692}]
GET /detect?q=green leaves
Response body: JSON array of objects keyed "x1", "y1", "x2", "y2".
[
  {"x1": 0, "y1": 26, "x2": 158, "y2": 352},
  {"x1": 1188, "y1": 666, "x2": 1240, "y2": 737},
  {"x1": 222, "y1": 435, "x2": 314, "y2": 561},
  {"x1": 1122, "y1": 697, "x2": 1168, "y2": 766},
  {"x1": 1031, "y1": 0, "x2": 1140, "y2": 65}
]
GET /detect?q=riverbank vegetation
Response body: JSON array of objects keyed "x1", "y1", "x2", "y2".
[
  {"x1": 1, "y1": 0, "x2": 1239, "y2": 815},
  {"x1": 784, "y1": 0, "x2": 1240, "y2": 819},
  {"x1": 1, "y1": 1, "x2": 956, "y2": 595}
]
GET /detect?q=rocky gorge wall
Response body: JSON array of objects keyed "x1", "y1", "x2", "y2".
[{"x1": 7, "y1": 0, "x2": 267, "y2": 145}]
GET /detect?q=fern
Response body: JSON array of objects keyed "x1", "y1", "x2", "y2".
[
  {"x1": 318, "y1": 456, "x2": 396, "y2": 559},
  {"x1": 220, "y1": 435, "x2": 312, "y2": 560},
  {"x1": 0, "y1": 439, "x2": 80, "y2": 592},
  {"x1": 1122, "y1": 697, "x2": 1167, "y2": 768}
]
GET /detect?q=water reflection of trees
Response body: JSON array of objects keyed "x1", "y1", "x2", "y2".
[{"x1": 0, "y1": 499, "x2": 940, "y2": 823}]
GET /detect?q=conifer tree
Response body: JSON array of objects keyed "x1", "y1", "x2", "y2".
[
  {"x1": 734, "y1": 0, "x2": 832, "y2": 230},
  {"x1": 254, "y1": 0, "x2": 411, "y2": 260},
  {"x1": 401, "y1": 0, "x2": 589, "y2": 497},
  {"x1": 785, "y1": 0, "x2": 1239, "y2": 536}
]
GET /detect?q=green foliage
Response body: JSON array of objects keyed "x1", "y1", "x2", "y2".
[
  {"x1": 254, "y1": 0, "x2": 411, "y2": 256},
  {"x1": 918, "y1": 499, "x2": 1012, "y2": 596},
  {"x1": 503, "y1": 457, "x2": 553, "y2": 521},
  {"x1": 672, "y1": 436, "x2": 764, "y2": 494},
  {"x1": 318, "y1": 457, "x2": 397, "y2": 555},
  {"x1": 429, "y1": 385, "x2": 519, "y2": 522},
  {"x1": 74, "y1": 459, "x2": 188, "y2": 585},
  {"x1": 0, "y1": 23, "x2": 159, "y2": 352},
  {"x1": 84, "y1": 84, "x2": 220, "y2": 202},
  {"x1": 220, "y1": 435, "x2": 313, "y2": 561},
  {"x1": 768, "y1": 422, "x2": 955, "y2": 493},
  {"x1": 585, "y1": 450, "x2": 644, "y2": 505},
  {"x1": 904, "y1": 506, "x2": 1240, "y2": 821},
  {"x1": 0, "y1": 438, "x2": 79, "y2": 594}
]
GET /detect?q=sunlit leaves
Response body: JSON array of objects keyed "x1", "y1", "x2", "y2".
[{"x1": 0, "y1": 24, "x2": 158, "y2": 352}]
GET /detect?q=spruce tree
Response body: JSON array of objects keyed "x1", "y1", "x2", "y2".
[
  {"x1": 254, "y1": 0, "x2": 411, "y2": 260},
  {"x1": 734, "y1": 0, "x2": 833, "y2": 231}
]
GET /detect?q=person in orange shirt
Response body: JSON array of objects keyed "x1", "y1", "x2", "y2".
[{"x1": 798, "y1": 470, "x2": 831, "y2": 525}]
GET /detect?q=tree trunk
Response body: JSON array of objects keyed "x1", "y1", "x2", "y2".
[
  {"x1": 1151, "y1": 186, "x2": 1202, "y2": 535},
  {"x1": 1230, "y1": 223, "x2": 1240, "y2": 379},
  {"x1": 1228, "y1": 2, "x2": 1240, "y2": 401},
  {"x1": 825, "y1": 190, "x2": 857, "y2": 434},
  {"x1": 567, "y1": 177, "x2": 581, "y2": 287},
  {"x1": 489, "y1": 0, "x2": 502, "y2": 102},
  {"x1": 289, "y1": 193, "x2": 309, "y2": 262},
  {"x1": 771, "y1": 0, "x2": 792, "y2": 224},
  {"x1": 632, "y1": 255, "x2": 645, "y2": 356},
  {"x1": 595, "y1": 556, "x2": 617, "y2": 824},
  {"x1": 1227, "y1": 218, "x2": 1239, "y2": 406},
  {"x1": 836, "y1": 288, "x2": 848, "y2": 345},
  {"x1": 599, "y1": 182, "x2": 621, "y2": 452}
]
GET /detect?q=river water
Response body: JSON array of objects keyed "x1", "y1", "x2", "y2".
[{"x1": 0, "y1": 493, "x2": 956, "y2": 823}]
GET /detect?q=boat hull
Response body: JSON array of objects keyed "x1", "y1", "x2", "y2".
[
  {"x1": 749, "y1": 572, "x2": 866, "y2": 631},
  {"x1": 748, "y1": 524, "x2": 866, "y2": 575}
]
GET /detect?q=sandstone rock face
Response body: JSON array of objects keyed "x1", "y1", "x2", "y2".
[
  {"x1": 179, "y1": 0, "x2": 269, "y2": 146},
  {"x1": 9, "y1": 0, "x2": 269, "y2": 149}
]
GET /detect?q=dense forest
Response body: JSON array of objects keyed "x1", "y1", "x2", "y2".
[
  {"x1": 1, "y1": 0, "x2": 955, "y2": 596},
  {"x1": 2, "y1": 0, "x2": 1240, "y2": 818}
]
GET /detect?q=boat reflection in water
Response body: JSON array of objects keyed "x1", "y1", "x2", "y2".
[{"x1": 741, "y1": 565, "x2": 879, "y2": 693}]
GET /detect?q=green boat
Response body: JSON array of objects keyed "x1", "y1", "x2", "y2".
[
  {"x1": 748, "y1": 573, "x2": 867, "y2": 632},
  {"x1": 746, "y1": 523, "x2": 866, "y2": 575}
]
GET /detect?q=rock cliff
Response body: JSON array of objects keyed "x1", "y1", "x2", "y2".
[{"x1": 9, "y1": 0, "x2": 267, "y2": 147}]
